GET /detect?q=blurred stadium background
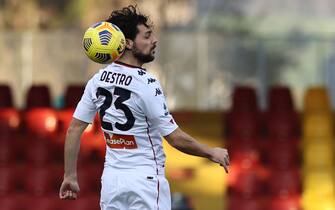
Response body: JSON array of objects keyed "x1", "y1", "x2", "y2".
[{"x1": 1, "y1": 0, "x2": 335, "y2": 210}]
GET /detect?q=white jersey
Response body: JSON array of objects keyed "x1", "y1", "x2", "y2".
[{"x1": 73, "y1": 61, "x2": 178, "y2": 175}]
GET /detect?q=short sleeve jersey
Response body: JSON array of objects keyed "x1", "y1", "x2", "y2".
[{"x1": 73, "y1": 61, "x2": 178, "y2": 175}]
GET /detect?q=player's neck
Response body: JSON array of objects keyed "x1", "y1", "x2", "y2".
[{"x1": 117, "y1": 53, "x2": 144, "y2": 68}]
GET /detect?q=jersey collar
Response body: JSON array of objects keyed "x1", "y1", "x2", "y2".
[{"x1": 114, "y1": 61, "x2": 146, "y2": 71}]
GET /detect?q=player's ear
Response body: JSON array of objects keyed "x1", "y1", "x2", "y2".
[{"x1": 125, "y1": 39, "x2": 133, "y2": 50}]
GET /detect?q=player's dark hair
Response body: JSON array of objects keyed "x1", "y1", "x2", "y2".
[{"x1": 106, "y1": 5, "x2": 152, "y2": 40}]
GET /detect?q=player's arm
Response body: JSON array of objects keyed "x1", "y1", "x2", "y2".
[
  {"x1": 165, "y1": 128, "x2": 230, "y2": 173},
  {"x1": 59, "y1": 118, "x2": 89, "y2": 200}
]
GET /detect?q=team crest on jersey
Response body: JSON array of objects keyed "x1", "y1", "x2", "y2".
[{"x1": 104, "y1": 132, "x2": 138, "y2": 149}]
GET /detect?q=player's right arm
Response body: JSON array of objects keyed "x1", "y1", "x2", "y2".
[
  {"x1": 59, "y1": 77, "x2": 99, "y2": 200},
  {"x1": 59, "y1": 118, "x2": 88, "y2": 200}
]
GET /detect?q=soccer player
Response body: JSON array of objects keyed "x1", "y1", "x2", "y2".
[{"x1": 59, "y1": 5, "x2": 229, "y2": 210}]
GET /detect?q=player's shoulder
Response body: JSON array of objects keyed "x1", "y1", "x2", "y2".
[
  {"x1": 138, "y1": 71, "x2": 159, "y2": 86},
  {"x1": 86, "y1": 65, "x2": 108, "y2": 85},
  {"x1": 89, "y1": 63, "x2": 127, "y2": 84},
  {"x1": 113, "y1": 62, "x2": 160, "y2": 87},
  {"x1": 137, "y1": 72, "x2": 164, "y2": 100}
]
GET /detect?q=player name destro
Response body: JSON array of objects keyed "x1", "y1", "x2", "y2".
[{"x1": 100, "y1": 71, "x2": 133, "y2": 86}]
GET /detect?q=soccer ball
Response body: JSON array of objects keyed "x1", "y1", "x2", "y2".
[{"x1": 83, "y1": 21, "x2": 126, "y2": 64}]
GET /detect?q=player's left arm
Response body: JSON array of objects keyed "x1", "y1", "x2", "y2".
[
  {"x1": 164, "y1": 128, "x2": 230, "y2": 173},
  {"x1": 140, "y1": 80, "x2": 229, "y2": 172},
  {"x1": 60, "y1": 77, "x2": 97, "y2": 200}
]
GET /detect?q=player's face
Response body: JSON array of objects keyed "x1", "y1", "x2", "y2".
[{"x1": 132, "y1": 24, "x2": 157, "y2": 63}]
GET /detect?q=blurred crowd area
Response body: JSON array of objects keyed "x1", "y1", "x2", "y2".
[
  {"x1": 1, "y1": 0, "x2": 335, "y2": 110},
  {"x1": 3, "y1": 31, "x2": 335, "y2": 111},
  {"x1": 2, "y1": 1, "x2": 335, "y2": 210},
  {"x1": 0, "y1": 0, "x2": 195, "y2": 29}
]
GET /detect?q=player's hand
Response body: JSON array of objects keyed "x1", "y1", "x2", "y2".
[
  {"x1": 59, "y1": 177, "x2": 80, "y2": 200},
  {"x1": 209, "y1": 147, "x2": 230, "y2": 173}
]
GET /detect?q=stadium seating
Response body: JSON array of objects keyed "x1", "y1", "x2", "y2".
[
  {"x1": 64, "y1": 84, "x2": 85, "y2": 108},
  {"x1": 226, "y1": 112, "x2": 261, "y2": 138},
  {"x1": 0, "y1": 85, "x2": 20, "y2": 138},
  {"x1": 231, "y1": 86, "x2": 259, "y2": 113},
  {"x1": 23, "y1": 195, "x2": 60, "y2": 210},
  {"x1": 228, "y1": 168, "x2": 265, "y2": 197},
  {"x1": 267, "y1": 169, "x2": 301, "y2": 196},
  {"x1": 267, "y1": 86, "x2": 294, "y2": 114},
  {"x1": 0, "y1": 166, "x2": 16, "y2": 196},
  {"x1": 265, "y1": 86, "x2": 300, "y2": 138},
  {"x1": 265, "y1": 139, "x2": 300, "y2": 170},
  {"x1": 23, "y1": 166, "x2": 56, "y2": 196},
  {"x1": 229, "y1": 145, "x2": 261, "y2": 169},
  {"x1": 301, "y1": 87, "x2": 335, "y2": 210},
  {"x1": 303, "y1": 113, "x2": 334, "y2": 139},
  {"x1": 303, "y1": 141, "x2": 334, "y2": 170},
  {"x1": 265, "y1": 113, "x2": 300, "y2": 138},
  {"x1": 227, "y1": 194, "x2": 265, "y2": 210},
  {"x1": 79, "y1": 164, "x2": 104, "y2": 193},
  {"x1": 0, "y1": 195, "x2": 23, "y2": 210},
  {"x1": 60, "y1": 195, "x2": 100, "y2": 210},
  {"x1": 24, "y1": 108, "x2": 58, "y2": 139},
  {"x1": 0, "y1": 84, "x2": 104, "y2": 210},
  {"x1": 0, "y1": 139, "x2": 17, "y2": 165},
  {"x1": 0, "y1": 84, "x2": 14, "y2": 108},
  {"x1": 227, "y1": 150, "x2": 268, "y2": 204},
  {"x1": 0, "y1": 108, "x2": 20, "y2": 135},
  {"x1": 303, "y1": 87, "x2": 331, "y2": 113},
  {"x1": 303, "y1": 171, "x2": 335, "y2": 196},
  {"x1": 57, "y1": 109, "x2": 75, "y2": 138},
  {"x1": 226, "y1": 86, "x2": 262, "y2": 137},
  {"x1": 226, "y1": 85, "x2": 266, "y2": 209},
  {"x1": 267, "y1": 195, "x2": 301, "y2": 210},
  {"x1": 2, "y1": 83, "x2": 335, "y2": 210},
  {"x1": 226, "y1": 85, "x2": 304, "y2": 210},
  {"x1": 24, "y1": 138, "x2": 53, "y2": 166},
  {"x1": 302, "y1": 171, "x2": 335, "y2": 209},
  {"x1": 302, "y1": 200, "x2": 335, "y2": 210},
  {"x1": 25, "y1": 85, "x2": 52, "y2": 109}
]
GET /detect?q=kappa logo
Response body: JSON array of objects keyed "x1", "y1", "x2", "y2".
[
  {"x1": 104, "y1": 132, "x2": 138, "y2": 149},
  {"x1": 138, "y1": 70, "x2": 146, "y2": 76},
  {"x1": 147, "y1": 78, "x2": 156, "y2": 84},
  {"x1": 155, "y1": 88, "x2": 162, "y2": 96}
]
